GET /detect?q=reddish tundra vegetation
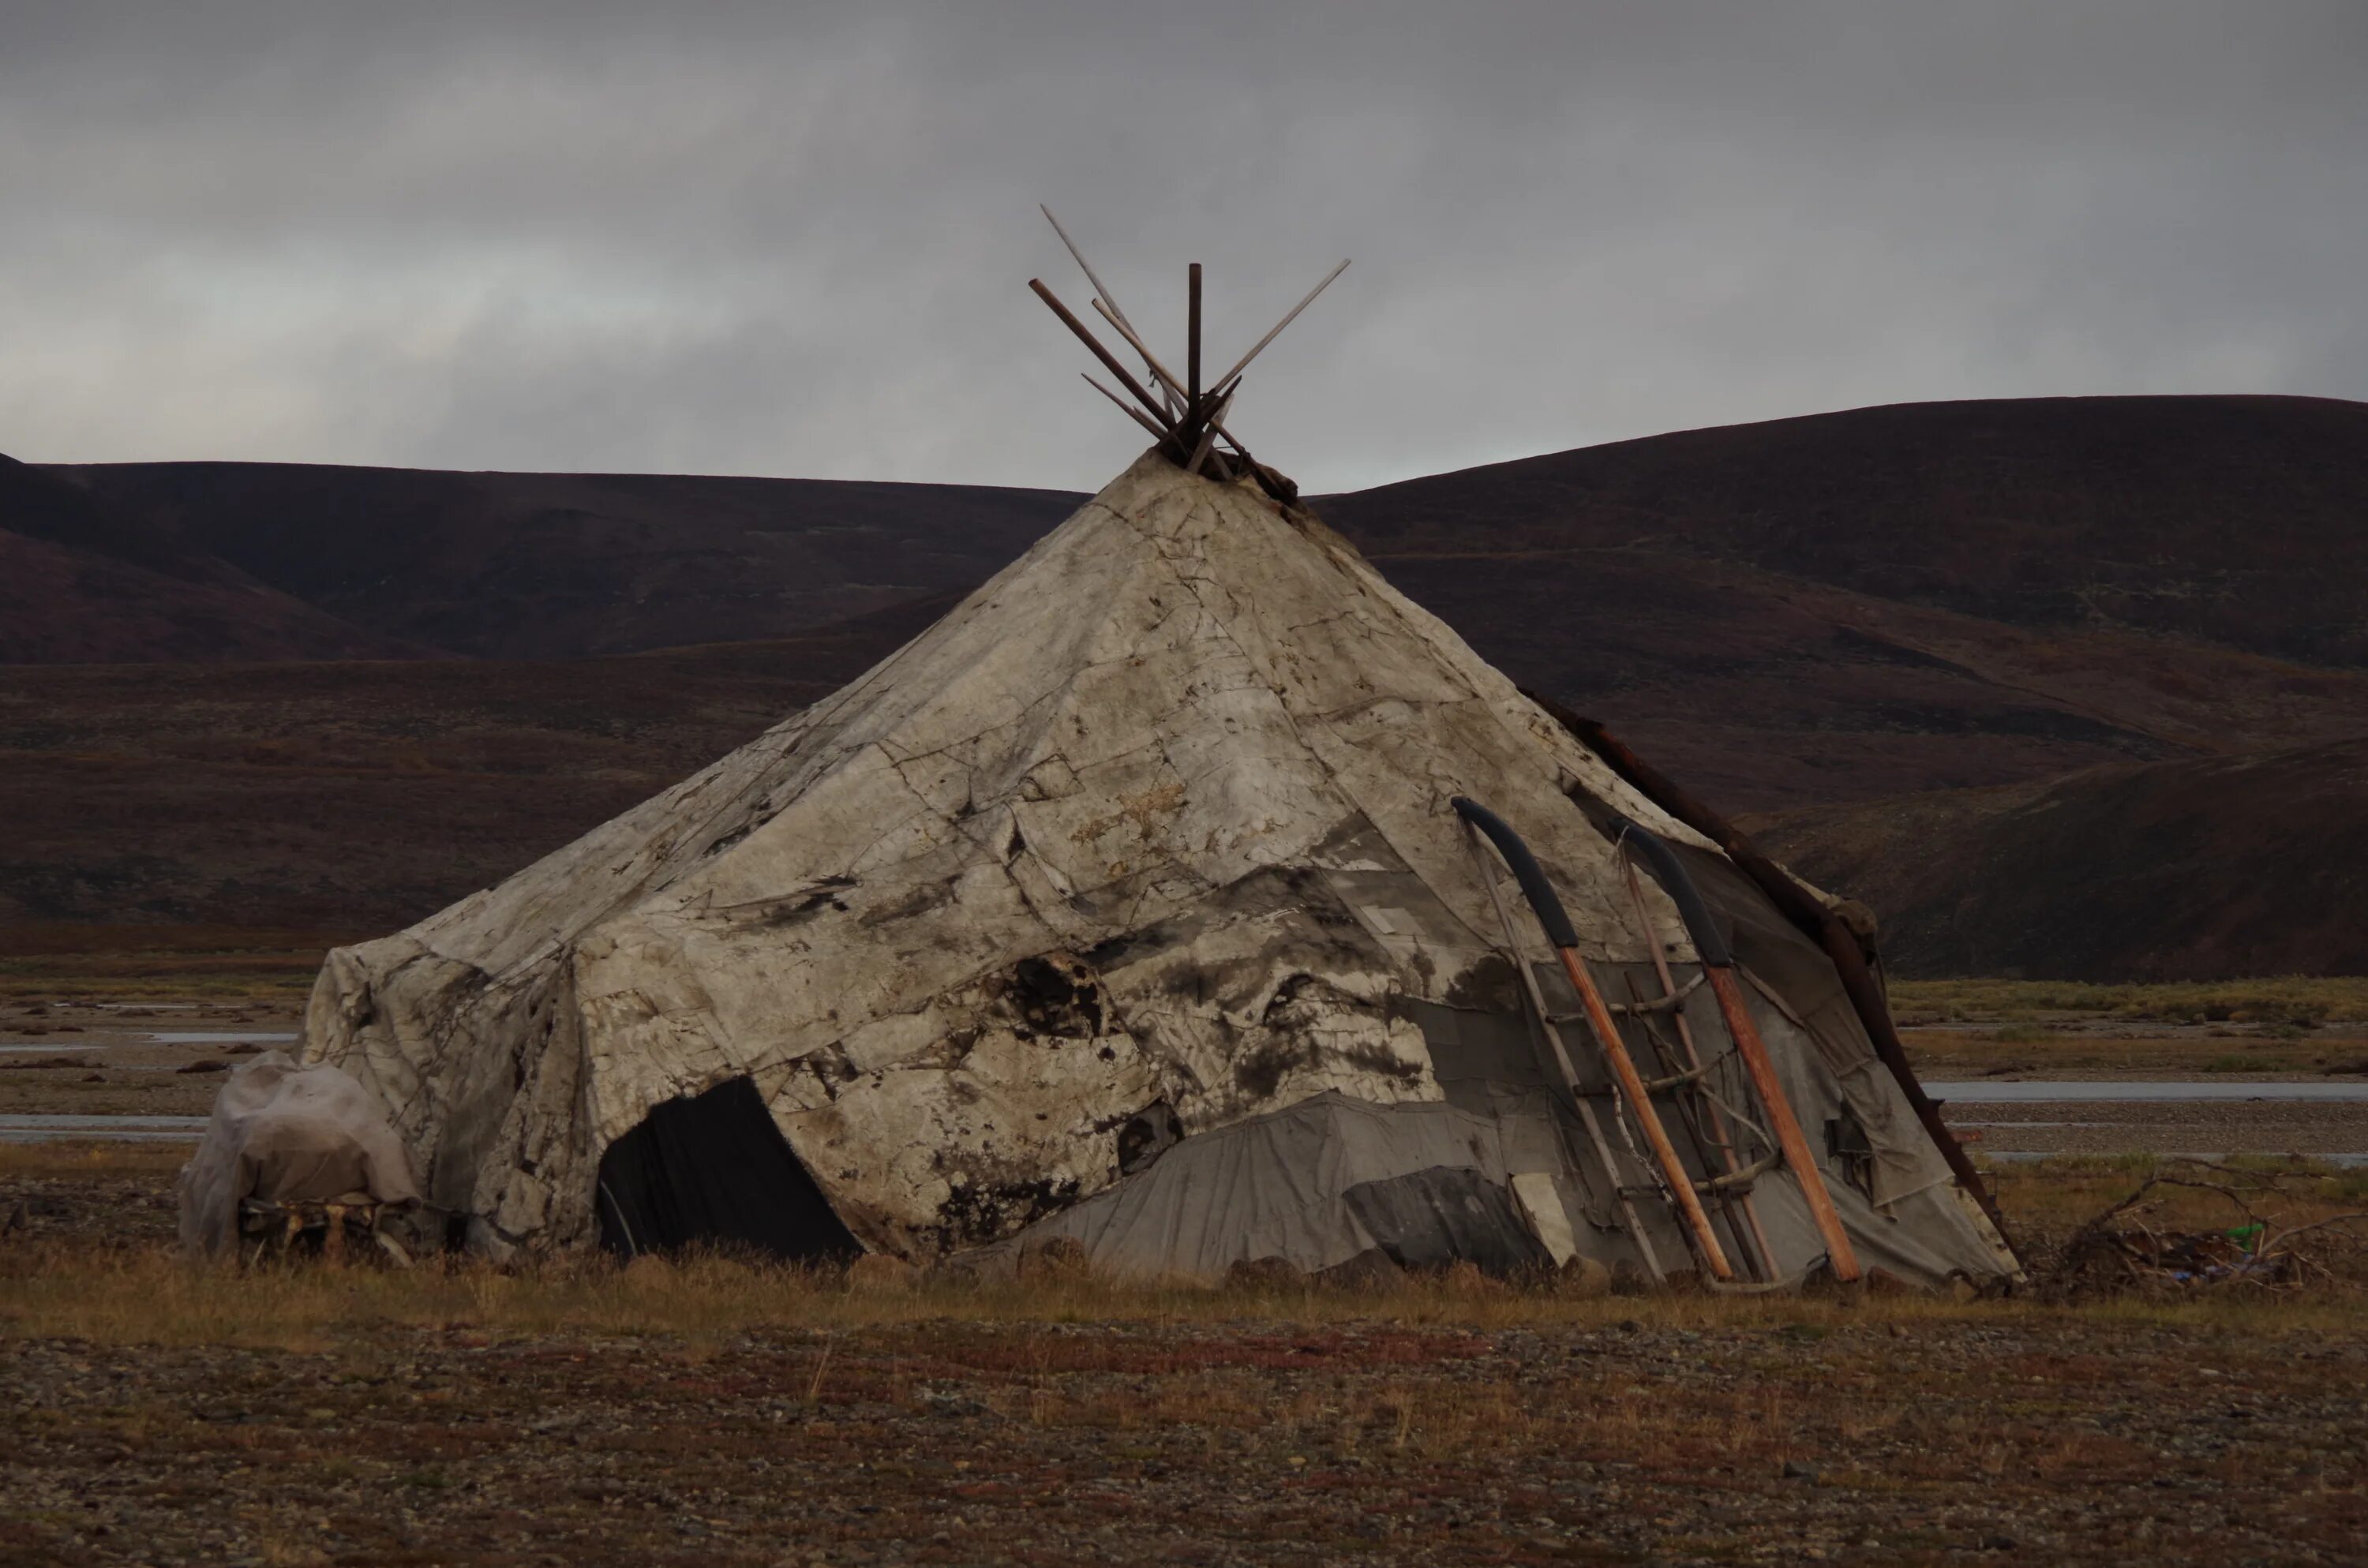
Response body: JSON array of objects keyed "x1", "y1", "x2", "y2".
[{"x1": 5, "y1": 1136, "x2": 2368, "y2": 1567}]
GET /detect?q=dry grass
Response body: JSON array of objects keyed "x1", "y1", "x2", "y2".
[
  {"x1": 1891, "y1": 975, "x2": 2368, "y2": 1026},
  {"x1": 9, "y1": 1148, "x2": 2368, "y2": 1563},
  {"x1": 1902, "y1": 1024, "x2": 2368, "y2": 1076},
  {"x1": 0, "y1": 926, "x2": 341, "y2": 1004},
  {"x1": 0, "y1": 1140, "x2": 192, "y2": 1178},
  {"x1": 0, "y1": 1243, "x2": 1876, "y2": 1349},
  {"x1": 3, "y1": 1229, "x2": 2361, "y2": 1356},
  {"x1": 6, "y1": 1142, "x2": 2365, "y2": 1352}
]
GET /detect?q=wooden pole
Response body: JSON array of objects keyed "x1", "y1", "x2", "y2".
[
  {"x1": 1082, "y1": 374, "x2": 1171, "y2": 442},
  {"x1": 1552, "y1": 945, "x2": 1736, "y2": 1282},
  {"x1": 1461, "y1": 822, "x2": 1663, "y2": 1282},
  {"x1": 1606, "y1": 814, "x2": 1863, "y2": 1285},
  {"x1": 1028, "y1": 279, "x2": 1175, "y2": 432},
  {"x1": 1451, "y1": 796, "x2": 1730, "y2": 1282},
  {"x1": 1621, "y1": 859, "x2": 1777, "y2": 1282},
  {"x1": 1092, "y1": 294, "x2": 1260, "y2": 468},
  {"x1": 1041, "y1": 206, "x2": 1139, "y2": 335},
  {"x1": 1186, "y1": 262, "x2": 1203, "y2": 415},
  {"x1": 1522, "y1": 691, "x2": 2017, "y2": 1257},
  {"x1": 1092, "y1": 297, "x2": 1187, "y2": 403},
  {"x1": 1186, "y1": 387, "x2": 1235, "y2": 477},
  {"x1": 1211, "y1": 259, "x2": 1350, "y2": 389},
  {"x1": 1701, "y1": 965, "x2": 1863, "y2": 1282}
]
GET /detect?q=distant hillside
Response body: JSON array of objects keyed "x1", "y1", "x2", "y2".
[
  {"x1": 8, "y1": 395, "x2": 2367, "y2": 960},
  {"x1": 0, "y1": 594, "x2": 955, "y2": 930},
  {"x1": 1749, "y1": 737, "x2": 2368, "y2": 981},
  {"x1": 0, "y1": 455, "x2": 418, "y2": 664},
  {"x1": 23, "y1": 395, "x2": 2363, "y2": 813},
  {"x1": 50, "y1": 461, "x2": 1083, "y2": 661},
  {"x1": 1321, "y1": 393, "x2": 2368, "y2": 666},
  {"x1": 1321, "y1": 395, "x2": 2368, "y2": 811}
]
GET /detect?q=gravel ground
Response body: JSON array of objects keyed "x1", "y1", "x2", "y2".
[
  {"x1": 6, "y1": 1295, "x2": 2366, "y2": 1566},
  {"x1": 8, "y1": 1001, "x2": 2368, "y2": 1563},
  {"x1": 7, "y1": 1167, "x2": 2368, "y2": 1566},
  {"x1": 1, "y1": 1001, "x2": 293, "y2": 1119}
]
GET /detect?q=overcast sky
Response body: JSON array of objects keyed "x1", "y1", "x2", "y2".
[{"x1": 2, "y1": 3, "x2": 2362, "y2": 493}]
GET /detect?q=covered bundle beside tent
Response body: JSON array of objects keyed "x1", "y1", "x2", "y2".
[
  {"x1": 178, "y1": 1053, "x2": 422, "y2": 1259},
  {"x1": 299, "y1": 239, "x2": 2018, "y2": 1291}
]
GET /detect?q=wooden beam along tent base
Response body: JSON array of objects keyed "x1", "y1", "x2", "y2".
[{"x1": 281, "y1": 229, "x2": 2021, "y2": 1292}]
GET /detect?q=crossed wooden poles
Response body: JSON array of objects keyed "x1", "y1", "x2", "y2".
[
  {"x1": 1029, "y1": 206, "x2": 1346, "y2": 504},
  {"x1": 1453, "y1": 795, "x2": 1864, "y2": 1288}
]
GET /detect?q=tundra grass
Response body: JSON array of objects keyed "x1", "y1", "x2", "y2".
[{"x1": 1890, "y1": 975, "x2": 2368, "y2": 1026}]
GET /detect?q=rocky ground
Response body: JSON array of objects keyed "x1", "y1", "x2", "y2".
[
  {"x1": 6, "y1": 1308, "x2": 2364, "y2": 1567},
  {"x1": 6, "y1": 993, "x2": 2367, "y2": 1564},
  {"x1": 6, "y1": 1153, "x2": 2368, "y2": 1567}
]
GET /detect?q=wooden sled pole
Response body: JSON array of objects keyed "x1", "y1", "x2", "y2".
[
  {"x1": 1453, "y1": 797, "x2": 1735, "y2": 1282},
  {"x1": 1620, "y1": 859, "x2": 1778, "y2": 1282},
  {"x1": 1610, "y1": 818, "x2": 1863, "y2": 1284},
  {"x1": 1461, "y1": 818, "x2": 1665, "y2": 1283},
  {"x1": 1522, "y1": 693, "x2": 2014, "y2": 1258}
]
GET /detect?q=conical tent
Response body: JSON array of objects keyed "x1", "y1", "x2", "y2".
[{"x1": 303, "y1": 451, "x2": 2019, "y2": 1289}]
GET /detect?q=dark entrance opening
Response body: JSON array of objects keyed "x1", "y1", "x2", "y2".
[{"x1": 594, "y1": 1075, "x2": 860, "y2": 1263}]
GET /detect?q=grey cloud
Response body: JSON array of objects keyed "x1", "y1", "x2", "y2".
[{"x1": 1, "y1": 2, "x2": 2362, "y2": 492}]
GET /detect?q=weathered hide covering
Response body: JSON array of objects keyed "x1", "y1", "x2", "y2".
[
  {"x1": 301, "y1": 452, "x2": 2015, "y2": 1285},
  {"x1": 178, "y1": 1052, "x2": 422, "y2": 1256}
]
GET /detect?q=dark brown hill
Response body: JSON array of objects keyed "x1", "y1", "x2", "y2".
[
  {"x1": 51, "y1": 462, "x2": 1083, "y2": 661},
  {"x1": 31, "y1": 395, "x2": 2362, "y2": 812},
  {"x1": 1321, "y1": 393, "x2": 2368, "y2": 666},
  {"x1": 9, "y1": 395, "x2": 2367, "y2": 963},
  {"x1": 0, "y1": 593, "x2": 956, "y2": 930},
  {"x1": 1313, "y1": 394, "x2": 2368, "y2": 811},
  {"x1": 0, "y1": 455, "x2": 419, "y2": 664},
  {"x1": 1749, "y1": 737, "x2": 2368, "y2": 981}
]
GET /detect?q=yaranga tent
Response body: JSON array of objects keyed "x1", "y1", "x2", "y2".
[{"x1": 302, "y1": 241, "x2": 2021, "y2": 1291}]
